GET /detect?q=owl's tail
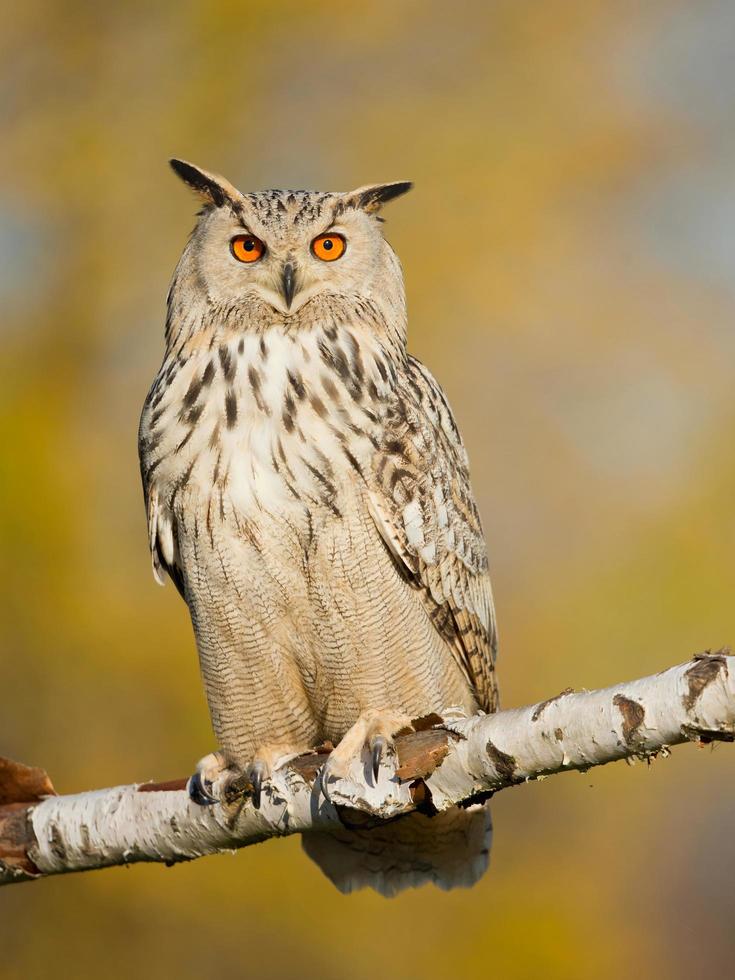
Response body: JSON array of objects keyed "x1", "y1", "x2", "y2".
[{"x1": 301, "y1": 803, "x2": 492, "y2": 897}]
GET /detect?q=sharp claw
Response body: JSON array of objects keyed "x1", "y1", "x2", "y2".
[
  {"x1": 320, "y1": 765, "x2": 332, "y2": 804},
  {"x1": 187, "y1": 771, "x2": 218, "y2": 806},
  {"x1": 371, "y1": 736, "x2": 386, "y2": 783},
  {"x1": 249, "y1": 762, "x2": 265, "y2": 809}
]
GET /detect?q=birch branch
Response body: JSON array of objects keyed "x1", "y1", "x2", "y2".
[{"x1": 1, "y1": 650, "x2": 733, "y2": 886}]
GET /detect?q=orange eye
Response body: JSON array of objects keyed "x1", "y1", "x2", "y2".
[
  {"x1": 311, "y1": 232, "x2": 346, "y2": 262},
  {"x1": 230, "y1": 235, "x2": 265, "y2": 263}
]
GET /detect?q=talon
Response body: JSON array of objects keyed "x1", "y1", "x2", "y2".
[
  {"x1": 320, "y1": 764, "x2": 333, "y2": 804},
  {"x1": 187, "y1": 771, "x2": 217, "y2": 806},
  {"x1": 371, "y1": 736, "x2": 386, "y2": 783},
  {"x1": 248, "y1": 762, "x2": 266, "y2": 809}
]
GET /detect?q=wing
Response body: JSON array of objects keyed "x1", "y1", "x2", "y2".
[
  {"x1": 139, "y1": 389, "x2": 187, "y2": 601},
  {"x1": 366, "y1": 355, "x2": 498, "y2": 712},
  {"x1": 143, "y1": 481, "x2": 186, "y2": 599}
]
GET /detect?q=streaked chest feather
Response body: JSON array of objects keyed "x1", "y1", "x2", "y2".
[{"x1": 140, "y1": 325, "x2": 396, "y2": 539}]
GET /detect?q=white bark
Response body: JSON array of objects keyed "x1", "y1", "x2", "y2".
[{"x1": 1, "y1": 651, "x2": 732, "y2": 885}]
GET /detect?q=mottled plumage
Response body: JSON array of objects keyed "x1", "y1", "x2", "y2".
[{"x1": 139, "y1": 160, "x2": 498, "y2": 894}]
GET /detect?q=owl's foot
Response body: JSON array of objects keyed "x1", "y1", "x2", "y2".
[
  {"x1": 320, "y1": 708, "x2": 413, "y2": 803},
  {"x1": 188, "y1": 743, "x2": 310, "y2": 809},
  {"x1": 187, "y1": 751, "x2": 228, "y2": 806}
]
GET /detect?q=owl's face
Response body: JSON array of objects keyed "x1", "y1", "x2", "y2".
[{"x1": 170, "y1": 160, "x2": 411, "y2": 322}]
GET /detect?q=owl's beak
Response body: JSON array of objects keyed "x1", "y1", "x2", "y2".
[{"x1": 281, "y1": 262, "x2": 297, "y2": 310}]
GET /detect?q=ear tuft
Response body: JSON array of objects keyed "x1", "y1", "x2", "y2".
[
  {"x1": 169, "y1": 159, "x2": 239, "y2": 208},
  {"x1": 348, "y1": 181, "x2": 413, "y2": 214}
]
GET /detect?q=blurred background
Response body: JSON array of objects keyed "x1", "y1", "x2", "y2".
[{"x1": 2, "y1": 1, "x2": 734, "y2": 976}]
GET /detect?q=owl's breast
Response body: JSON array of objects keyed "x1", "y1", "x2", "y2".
[{"x1": 139, "y1": 324, "x2": 394, "y2": 572}]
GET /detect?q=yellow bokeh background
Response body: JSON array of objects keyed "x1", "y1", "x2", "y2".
[{"x1": 2, "y1": 2, "x2": 734, "y2": 976}]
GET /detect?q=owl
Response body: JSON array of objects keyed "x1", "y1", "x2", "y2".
[{"x1": 138, "y1": 159, "x2": 498, "y2": 895}]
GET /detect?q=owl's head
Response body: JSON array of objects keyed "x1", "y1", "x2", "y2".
[{"x1": 168, "y1": 159, "x2": 412, "y2": 331}]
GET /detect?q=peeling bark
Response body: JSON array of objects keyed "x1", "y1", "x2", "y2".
[
  {"x1": 1, "y1": 650, "x2": 733, "y2": 886},
  {"x1": 0, "y1": 758, "x2": 56, "y2": 806}
]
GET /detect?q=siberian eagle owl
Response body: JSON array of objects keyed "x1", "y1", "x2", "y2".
[{"x1": 139, "y1": 160, "x2": 498, "y2": 895}]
